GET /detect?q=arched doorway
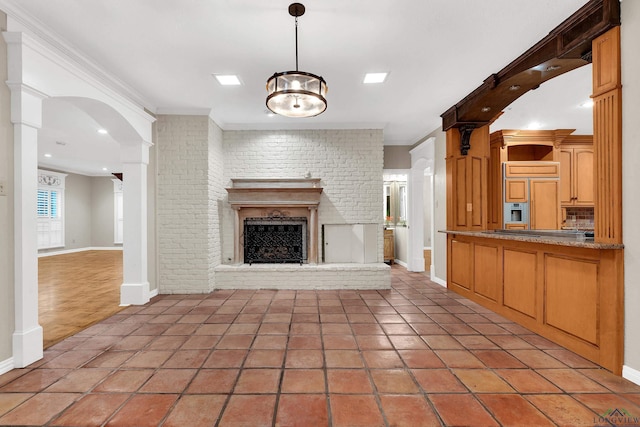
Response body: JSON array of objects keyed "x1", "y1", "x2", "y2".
[
  {"x1": 4, "y1": 30, "x2": 155, "y2": 367},
  {"x1": 407, "y1": 138, "x2": 435, "y2": 274}
]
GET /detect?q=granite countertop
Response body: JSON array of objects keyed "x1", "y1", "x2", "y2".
[{"x1": 441, "y1": 229, "x2": 624, "y2": 250}]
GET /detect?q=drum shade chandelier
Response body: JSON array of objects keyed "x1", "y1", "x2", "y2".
[{"x1": 266, "y1": 3, "x2": 327, "y2": 118}]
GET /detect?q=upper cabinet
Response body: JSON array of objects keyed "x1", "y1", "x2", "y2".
[
  {"x1": 488, "y1": 129, "x2": 573, "y2": 230},
  {"x1": 559, "y1": 135, "x2": 594, "y2": 206}
]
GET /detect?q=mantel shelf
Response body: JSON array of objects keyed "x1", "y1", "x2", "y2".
[{"x1": 226, "y1": 179, "x2": 323, "y2": 208}]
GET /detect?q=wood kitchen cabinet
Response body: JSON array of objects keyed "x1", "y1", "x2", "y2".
[
  {"x1": 560, "y1": 136, "x2": 594, "y2": 206},
  {"x1": 530, "y1": 179, "x2": 561, "y2": 229},
  {"x1": 445, "y1": 232, "x2": 623, "y2": 374},
  {"x1": 384, "y1": 228, "x2": 394, "y2": 264},
  {"x1": 504, "y1": 179, "x2": 528, "y2": 203}
]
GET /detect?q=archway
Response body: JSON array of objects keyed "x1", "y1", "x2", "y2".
[
  {"x1": 407, "y1": 138, "x2": 435, "y2": 274},
  {"x1": 3, "y1": 30, "x2": 155, "y2": 367}
]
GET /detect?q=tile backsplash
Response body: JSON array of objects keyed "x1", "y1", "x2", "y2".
[{"x1": 564, "y1": 207, "x2": 594, "y2": 229}]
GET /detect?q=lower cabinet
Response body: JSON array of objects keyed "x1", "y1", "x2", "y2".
[
  {"x1": 383, "y1": 229, "x2": 394, "y2": 264},
  {"x1": 446, "y1": 233, "x2": 623, "y2": 374},
  {"x1": 324, "y1": 224, "x2": 377, "y2": 263}
]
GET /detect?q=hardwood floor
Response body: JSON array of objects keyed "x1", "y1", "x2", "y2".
[{"x1": 38, "y1": 250, "x2": 124, "y2": 348}]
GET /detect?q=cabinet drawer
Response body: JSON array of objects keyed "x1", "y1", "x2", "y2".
[{"x1": 505, "y1": 162, "x2": 560, "y2": 178}]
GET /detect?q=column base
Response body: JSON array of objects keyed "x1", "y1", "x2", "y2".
[
  {"x1": 12, "y1": 326, "x2": 43, "y2": 368},
  {"x1": 120, "y1": 282, "x2": 150, "y2": 305},
  {"x1": 408, "y1": 257, "x2": 426, "y2": 272}
]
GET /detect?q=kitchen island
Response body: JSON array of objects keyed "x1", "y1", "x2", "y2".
[{"x1": 443, "y1": 230, "x2": 623, "y2": 374}]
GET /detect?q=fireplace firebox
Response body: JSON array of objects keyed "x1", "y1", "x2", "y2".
[{"x1": 244, "y1": 217, "x2": 307, "y2": 265}]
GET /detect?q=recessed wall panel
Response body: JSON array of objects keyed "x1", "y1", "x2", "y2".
[
  {"x1": 474, "y1": 244, "x2": 499, "y2": 301},
  {"x1": 503, "y1": 249, "x2": 537, "y2": 318},
  {"x1": 545, "y1": 255, "x2": 598, "y2": 345}
]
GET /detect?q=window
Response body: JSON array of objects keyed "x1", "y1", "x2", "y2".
[{"x1": 37, "y1": 170, "x2": 66, "y2": 249}]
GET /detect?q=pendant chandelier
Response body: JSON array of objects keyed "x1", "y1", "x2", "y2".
[{"x1": 266, "y1": 3, "x2": 328, "y2": 118}]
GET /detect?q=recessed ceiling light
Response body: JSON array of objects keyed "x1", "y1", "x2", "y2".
[
  {"x1": 545, "y1": 65, "x2": 562, "y2": 72},
  {"x1": 102, "y1": 167, "x2": 108, "y2": 171},
  {"x1": 580, "y1": 99, "x2": 594, "y2": 108},
  {"x1": 98, "y1": 129, "x2": 108, "y2": 135},
  {"x1": 508, "y1": 85, "x2": 521, "y2": 91},
  {"x1": 214, "y1": 74, "x2": 242, "y2": 86},
  {"x1": 481, "y1": 106, "x2": 491, "y2": 113},
  {"x1": 363, "y1": 72, "x2": 388, "y2": 84},
  {"x1": 44, "y1": 153, "x2": 52, "y2": 158}
]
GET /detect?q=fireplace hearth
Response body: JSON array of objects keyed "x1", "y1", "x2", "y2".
[{"x1": 244, "y1": 217, "x2": 307, "y2": 265}]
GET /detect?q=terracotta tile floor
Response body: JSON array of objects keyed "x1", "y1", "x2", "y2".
[{"x1": 1, "y1": 265, "x2": 640, "y2": 426}]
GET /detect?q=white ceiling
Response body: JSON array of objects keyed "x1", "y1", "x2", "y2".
[{"x1": 2, "y1": 0, "x2": 592, "y2": 176}]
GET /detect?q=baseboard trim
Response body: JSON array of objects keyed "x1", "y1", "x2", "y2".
[
  {"x1": 38, "y1": 246, "x2": 122, "y2": 257},
  {"x1": 431, "y1": 275, "x2": 447, "y2": 287},
  {"x1": 149, "y1": 288, "x2": 159, "y2": 299},
  {"x1": 395, "y1": 260, "x2": 408, "y2": 268},
  {"x1": 623, "y1": 365, "x2": 640, "y2": 386},
  {"x1": 0, "y1": 357, "x2": 14, "y2": 376}
]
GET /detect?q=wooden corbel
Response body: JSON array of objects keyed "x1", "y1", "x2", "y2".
[{"x1": 459, "y1": 124, "x2": 476, "y2": 156}]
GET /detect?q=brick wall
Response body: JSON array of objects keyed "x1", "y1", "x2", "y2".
[
  {"x1": 156, "y1": 123, "x2": 385, "y2": 292},
  {"x1": 222, "y1": 129, "x2": 384, "y2": 263},
  {"x1": 156, "y1": 115, "x2": 212, "y2": 293},
  {"x1": 208, "y1": 118, "x2": 224, "y2": 287}
]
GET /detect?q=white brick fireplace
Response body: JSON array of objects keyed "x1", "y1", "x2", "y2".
[
  {"x1": 156, "y1": 120, "x2": 390, "y2": 292},
  {"x1": 216, "y1": 176, "x2": 390, "y2": 290}
]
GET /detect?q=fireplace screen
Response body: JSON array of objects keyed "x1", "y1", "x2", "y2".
[{"x1": 244, "y1": 217, "x2": 307, "y2": 264}]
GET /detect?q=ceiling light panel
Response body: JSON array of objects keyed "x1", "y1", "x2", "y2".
[
  {"x1": 363, "y1": 72, "x2": 388, "y2": 84},
  {"x1": 215, "y1": 74, "x2": 242, "y2": 86}
]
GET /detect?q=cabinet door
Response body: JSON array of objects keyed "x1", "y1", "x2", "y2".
[
  {"x1": 530, "y1": 180, "x2": 560, "y2": 230},
  {"x1": 559, "y1": 149, "x2": 573, "y2": 205},
  {"x1": 574, "y1": 149, "x2": 594, "y2": 205},
  {"x1": 505, "y1": 179, "x2": 528, "y2": 202},
  {"x1": 325, "y1": 225, "x2": 353, "y2": 263},
  {"x1": 383, "y1": 230, "x2": 394, "y2": 262}
]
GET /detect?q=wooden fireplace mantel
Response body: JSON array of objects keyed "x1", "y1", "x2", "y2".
[{"x1": 226, "y1": 179, "x2": 323, "y2": 264}]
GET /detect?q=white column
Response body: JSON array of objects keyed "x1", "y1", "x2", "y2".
[
  {"x1": 309, "y1": 206, "x2": 318, "y2": 264},
  {"x1": 8, "y1": 82, "x2": 46, "y2": 367},
  {"x1": 120, "y1": 142, "x2": 152, "y2": 305},
  {"x1": 233, "y1": 207, "x2": 241, "y2": 263}
]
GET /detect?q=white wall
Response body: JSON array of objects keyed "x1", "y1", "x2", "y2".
[
  {"x1": 65, "y1": 172, "x2": 91, "y2": 249},
  {"x1": 394, "y1": 226, "x2": 408, "y2": 263},
  {"x1": 0, "y1": 11, "x2": 14, "y2": 363},
  {"x1": 222, "y1": 129, "x2": 384, "y2": 264},
  {"x1": 91, "y1": 176, "x2": 117, "y2": 247},
  {"x1": 621, "y1": 0, "x2": 640, "y2": 380}
]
